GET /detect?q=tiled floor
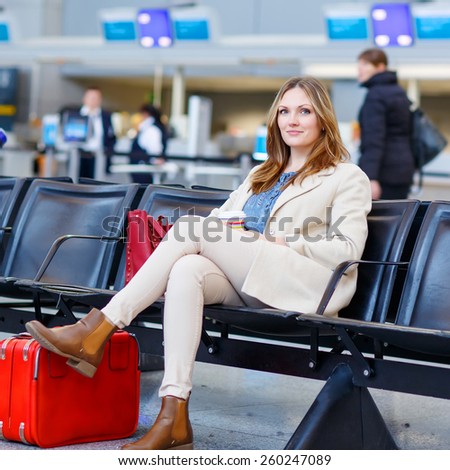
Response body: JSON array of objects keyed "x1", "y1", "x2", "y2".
[{"x1": 1, "y1": 361, "x2": 449, "y2": 451}]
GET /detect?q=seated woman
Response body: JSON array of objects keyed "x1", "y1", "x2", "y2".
[{"x1": 25, "y1": 76, "x2": 371, "y2": 450}]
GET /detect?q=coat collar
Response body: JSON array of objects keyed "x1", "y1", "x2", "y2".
[
  {"x1": 270, "y1": 166, "x2": 336, "y2": 215},
  {"x1": 237, "y1": 165, "x2": 337, "y2": 214},
  {"x1": 361, "y1": 70, "x2": 398, "y2": 89}
]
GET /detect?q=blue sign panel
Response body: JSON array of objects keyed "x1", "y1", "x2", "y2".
[
  {"x1": 174, "y1": 19, "x2": 209, "y2": 40},
  {"x1": 326, "y1": 17, "x2": 368, "y2": 40},
  {"x1": 416, "y1": 16, "x2": 450, "y2": 39},
  {"x1": 0, "y1": 23, "x2": 9, "y2": 43},
  {"x1": 103, "y1": 21, "x2": 136, "y2": 41}
]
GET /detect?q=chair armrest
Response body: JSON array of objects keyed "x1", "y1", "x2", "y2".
[
  {"x1": 34, "y1": 234, "x2": 122, "y2": 281},
  {"x1": 314, "y1": 259, "x2": 409, "y2": 316}
]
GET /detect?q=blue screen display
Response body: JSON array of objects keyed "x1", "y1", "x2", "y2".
[
  {"x1": 253, "y1": 126, "x2": 268, "y2": 161},
  {"x1": 0, "y1": 23, "x2": 9, "y2": 42},
  {"x1": 62, "y1": 113, "x2": 89, "y2": 143},
  {"x1": 137, "y1": 9, "x2": 173, "y2": 48},
  {"x1": 371, "y1": 3, "x2": 414, "y2": 47},
  {"x1": 326, "y1": 17, "x2": 368, "y2": 40},
  {"x1": 416, "y1": 16, "x2": 450, "y2": 39},
  {"x1": 174, "y1": 19, "x2": 209, "y2": 40},
  {"x1": 43, "y1": 122, "x2": 58, "y2": 147},
  {"x1": 103, "y1": 21, "x2": 136, "y2": 41}
]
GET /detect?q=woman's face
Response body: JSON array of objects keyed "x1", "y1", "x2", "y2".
[
  {"x1": 277, "y1": 87, "x2": 321, "y2": 155},
  {"x1": 357, "y1": 59, "x2": 384, "y2": 83}
]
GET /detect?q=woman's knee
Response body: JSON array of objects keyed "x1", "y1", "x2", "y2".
[
  {"x1": 166, "y1": 255, "x2": 240, "y2": 305},
  {"x1": 168, "y1": 254, "x2": 210, "y2": 284}
]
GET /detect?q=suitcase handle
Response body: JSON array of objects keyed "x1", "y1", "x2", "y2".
[{"x1": 1, "y1": 333, "x2": 33, "y2": 361}]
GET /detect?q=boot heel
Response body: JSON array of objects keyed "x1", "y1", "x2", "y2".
[{"x1": 66, "y1": 358, "x2": 97, "y2": 378}]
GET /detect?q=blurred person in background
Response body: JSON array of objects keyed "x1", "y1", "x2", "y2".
[
  {"x1": 129, "y1": 103, "x2": 168, "y2": 184},
  {"x1": 357, "y1": 48, "x2": 415, "y2": 199},
  {"x1": 79, "y1": 86, "x2": 116, "y2": 177}
]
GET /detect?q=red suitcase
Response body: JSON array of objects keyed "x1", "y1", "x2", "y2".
[{"x1": 0, "y1": 330, "x2": 140, "y2": 448}]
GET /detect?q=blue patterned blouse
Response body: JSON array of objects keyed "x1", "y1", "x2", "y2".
[{"x1": 243, "y1": 172, "x2": 296, "y2": 233}]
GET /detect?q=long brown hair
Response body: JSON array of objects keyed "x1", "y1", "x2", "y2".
[{"x1": 250, "y1": 76, "x2": 349, "y2": 194}]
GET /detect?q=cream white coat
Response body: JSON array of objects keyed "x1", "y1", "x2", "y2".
[{"x1": 210, "y1": 162, "x2": 372, "y2": 316}]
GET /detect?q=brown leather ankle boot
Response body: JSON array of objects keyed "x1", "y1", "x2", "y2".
[
  {"x1": 25, "y1": 308, "x2": 117, "y2": 378},
  {"x1": 122, "y1": 395, "x2": 193, "y2": 450}
]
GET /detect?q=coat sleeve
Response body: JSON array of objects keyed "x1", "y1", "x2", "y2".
[
  {"x1": 358, "y1": 95, "x2": 387, "y2": 180},
  {"x1": 285, "y1": 166, "x2": 372, "y2": 270},
  {"x1": 208, "y1": 188, "x2": 241, "y2": 217}
]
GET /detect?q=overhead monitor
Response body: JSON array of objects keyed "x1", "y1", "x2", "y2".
[
  {"x1": 170, "y1": 5, "x2": 219, "y2": 42},
  {"x1": 99, "y1": 8, "x2": 137, "y2": 42},
  {"x1": 323, "y1": 4, "x2": 369, "y2": 41},
  {"x1": 371, "y1": 3, "x2": 414, "y2": 47},
  {"x1": 412, "y1": 3, "x2": 450, "y2": 40},
  {"x1": 175, "y1": 18, "x2": 209, "y2": 40},
  {"x1": 103, "y1": 21, "x2": 136, "y2": 42},
  {"x1": 136, "y1": 8, "x2": 173, "y2": 48}
]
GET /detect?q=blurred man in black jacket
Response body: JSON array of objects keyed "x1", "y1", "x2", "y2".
[
  {"x1": 79, "y1": 86, "x2": 116, "y2": 177},
  {"x1": 357, "y1": 48, "x2": 415, "y2": 199}
]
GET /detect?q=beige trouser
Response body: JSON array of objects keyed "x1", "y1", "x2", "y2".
[{"x1": 102, "y1": 215, "x2": 267, "y2": 399}]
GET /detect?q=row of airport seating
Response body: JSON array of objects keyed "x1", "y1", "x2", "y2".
[
  {"x1": 0, "y1": 176, "x2": 228, "y2": 322},
  {"x1": 0, "y1": 176, "x2": 449, "y2": 450}
]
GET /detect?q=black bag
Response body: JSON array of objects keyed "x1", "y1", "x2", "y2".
[
  {"x1": 411, "y1": 107, "x2": 447, "y2": 170},
  {"x1": 410, "y1": 107, "x2": 447, "y2": 190}
]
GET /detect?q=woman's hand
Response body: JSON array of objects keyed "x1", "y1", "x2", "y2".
[{"x1": 370, "y1": 180, "x2": 382, "y2": 200}]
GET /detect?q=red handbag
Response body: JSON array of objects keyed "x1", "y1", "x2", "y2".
[{"x1": 125, "y1": 210, "x2": 173, "y2": 284}]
